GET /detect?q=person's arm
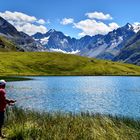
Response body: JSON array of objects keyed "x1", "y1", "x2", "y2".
[
  {"x1": 0, "y1": 90, "x2": 16, "y2": 106},
  {"x1": 6, "y1": 99, "x2": 16, "y2": 105}
]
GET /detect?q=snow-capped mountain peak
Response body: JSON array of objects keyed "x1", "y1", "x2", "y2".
[
  {"x1": 132, "y1": 22, "x2": 140, "y2": 33},
  {"x1": 127, "y1": 23, "x2": 133, "y2": 29}
]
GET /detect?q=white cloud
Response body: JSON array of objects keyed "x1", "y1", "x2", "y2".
[
  {"x1": 85, "y1": 11, "x2": 113, "y2": 20},
  {"x1": 74, "y1": 19, "x2": 119, "y2": 37},
  {"x1": 60, "y1": 11, "x2": 119, "y2": 37},
  {"x1": 0, "y1": 11, "x2": 36, "y2": 23},
  {"x1": 0, "y1": 11, "x2": 48, "y2": 35},
  {"x1": 60, "y1": 18, "x2": 74, "y2": 25},
  {"x1": 109, "y1": 22, "x2": 120, "y2": 30},
  {"x1": 36, "y1": 19, "x2": 46, "y2": 25},
  {"x1": 15, "y1": 23, "x2": 47, "y2": 35}
]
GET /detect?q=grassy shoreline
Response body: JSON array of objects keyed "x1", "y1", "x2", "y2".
[
  {"x1": 3, "y1": 74, "x2": 140, "y2": 84},
  {"x1": 3, "y1": 107, "x2": 140, "y2": 140},
  {"x1": 0, "y1": 76, "x2": 32, "y2": 82}
]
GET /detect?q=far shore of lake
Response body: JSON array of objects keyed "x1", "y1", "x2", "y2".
[
  {"x1": 0, "y1": 76, "x2": 32, "y2": 82},
  {"x1": 2, "y1": 74, "x2": 140, "y2": 82}
]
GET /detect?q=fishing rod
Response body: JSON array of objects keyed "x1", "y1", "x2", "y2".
[
  {"x1": 14, "y1": 90, "x2": 45, "y2": 103},
  {"x1": 16, "y1": 96, "x2": 37, "y2": 102}
]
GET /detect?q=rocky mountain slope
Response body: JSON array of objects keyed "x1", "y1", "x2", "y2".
[
  {"x1": 0, "y1": 36, "x2": 18, "y2": 51},
  {"x1": 33, "y1": 29, "x2": 107, "y2": 54},
  {"x1": 79, "y1": 23, "x2": 136, "y2": 60},
  {"x1": 33, "y1": 29, "x2": 79, "y2": 52},
  {"x1": 0, "y1": 16, "x2": 44, "y2": 51},
  {"x1": 114, "y1": 30, "x2": 140, "y2": 65}
]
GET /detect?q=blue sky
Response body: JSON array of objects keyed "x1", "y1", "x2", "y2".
[{"x1": 0, "y1": 0, "x2": 140, "y2": 38}]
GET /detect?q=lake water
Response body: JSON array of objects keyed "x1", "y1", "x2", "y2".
[{"x1": 6, "y1": 76, "x2": 140, "y2": 118}]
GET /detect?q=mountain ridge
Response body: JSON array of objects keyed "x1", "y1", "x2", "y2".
[{"x1": 33, "y1": 23, "x2": 138, "y2": 59}]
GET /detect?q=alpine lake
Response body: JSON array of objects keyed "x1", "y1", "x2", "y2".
[{"x1": 6, "y1": 76, "x2": 140, "y2": 119}]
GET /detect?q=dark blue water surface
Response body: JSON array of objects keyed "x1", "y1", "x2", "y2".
[{"x1": 6, "y1": 76, "x2": 140, "y2": 118}]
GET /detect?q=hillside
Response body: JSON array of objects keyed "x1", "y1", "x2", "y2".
[
  {"x1": 0, "y1": 36, "x2": 18, "y2": 51},
  {"x1": 0, "y1": 52, "x2": 140, "y2": 76}
]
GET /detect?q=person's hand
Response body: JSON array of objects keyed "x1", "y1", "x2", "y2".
[
  {"x1": 9, "y1": 100, "x2": 16, "y2": 106},
  {"x1": 10, "y1": 100, "x2": 16, "y2": 103}
]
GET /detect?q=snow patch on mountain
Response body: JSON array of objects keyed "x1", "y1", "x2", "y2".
[
  {"x1": 133, "y1": 22, "x2": 140, "y2": 33},
  {"x1": 48, "y1": 29, "x2": 55, "y2": 33},
  {"x1": 40, "y1": 36, "x2": 50, "y2": 45},
  {"x1": 128, "y1": 23, "x2": 132, "y2": 30},
  {"x1": 109, "y1": 36, "x2": 123, "y2": 49},
  {"x1": 60, "y1": 38, "x2": 68, "y2": 45},
  {"x1": 50, "y1": 48, "x2": 80, "y2": 54}
]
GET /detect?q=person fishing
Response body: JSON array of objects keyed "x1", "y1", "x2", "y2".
[{"x1": 0, "y1": 80, "x2": 16, "y2": 138}]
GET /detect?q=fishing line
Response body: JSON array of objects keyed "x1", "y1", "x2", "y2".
[{"x1": 14, "y1": 90, "x2": 46, "y2": 103}]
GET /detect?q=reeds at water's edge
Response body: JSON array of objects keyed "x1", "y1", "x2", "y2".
[{"x1": 3, "y1": 106, "x2": 140, "y2": 140}]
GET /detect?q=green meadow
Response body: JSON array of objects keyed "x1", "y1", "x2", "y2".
[{"x1": 0, "y1": 52, "x2": 140, "y2": 76}]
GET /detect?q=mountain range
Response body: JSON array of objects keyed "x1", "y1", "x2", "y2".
[
  {"x1": 0, "y1": 16, "x2": 140, "y2": 65},
  {"x1": 33, "y1": 23, "x2": 140, "y2": 65}
]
